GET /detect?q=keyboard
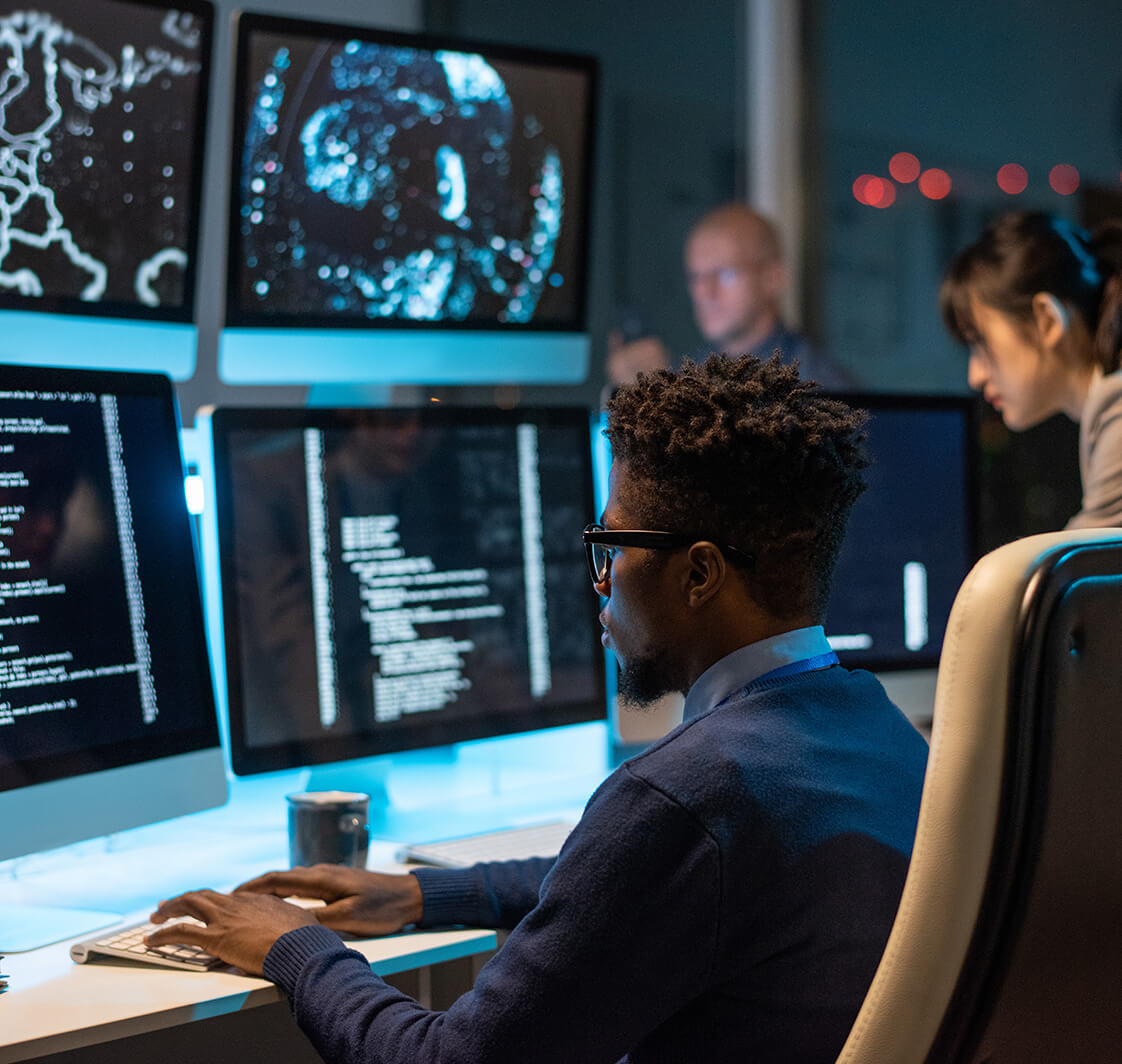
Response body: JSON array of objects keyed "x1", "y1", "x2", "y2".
[
  {"x1": 397, "y1": 819, "x2": 575, "y2": 868},
  {"x1": 70, "y1": 915, "x2": 223, "y2": 971}
]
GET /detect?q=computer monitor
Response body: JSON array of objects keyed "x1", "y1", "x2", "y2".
[
  {"x1": 206, "y1": 405, "x2": 605, "y2": 811},
  {"x1": 0, "y1": 0, "x2": 213, "y2": 377},
  {"x1": 220, "y1": 13, "x2": 597, "y2": 385},
  {"x1": 0, "y1": 365, "x2": 226, "y2": 949},
  {"x1": 822, "y1": 393, "x2": 978, "y2": 674},
  {"x1": 822, "y1": 393, "x2": 979, "y2": 726}
]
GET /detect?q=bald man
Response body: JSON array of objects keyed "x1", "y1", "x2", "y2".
[{"x1": 607, "y1": 204, "x2": 855, "y2": 390}]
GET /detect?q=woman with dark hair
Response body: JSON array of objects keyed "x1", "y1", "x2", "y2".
[{"x1": 941, "y1": 210, "x2": 1122, "y2": 527}]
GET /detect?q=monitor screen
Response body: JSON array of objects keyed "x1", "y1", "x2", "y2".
[
  {"x1": 0, "y1": 365, "x2": 225, "y2": 865},
  {"x1": 822, "y1": 393, "x2": 978, "y2": 670},
  {"x1": 0, "y1": 0, "x2": 213, "y2": 323},
  {"x1": 226, "y1": 14, "x2": 596, "y2": 332},
  {"x1": 209, "y1": 405, "x2": 605, "y2": 776}
]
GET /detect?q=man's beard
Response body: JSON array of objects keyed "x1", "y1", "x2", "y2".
[{"x1": 617, "y1": 652, "x2": 685, "y2": 709}]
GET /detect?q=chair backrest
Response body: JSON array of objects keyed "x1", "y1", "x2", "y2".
[{"x1": 837, "y1": 529, "x2": 1122, "y2": 1064}]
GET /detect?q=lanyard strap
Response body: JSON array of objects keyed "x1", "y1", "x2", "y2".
[
  {"x1": 751, "y1": 651, "x2": 839, "y2": 687},
  {"x1": 713, "y1": 650, "x2": 840, "y2": 710}
]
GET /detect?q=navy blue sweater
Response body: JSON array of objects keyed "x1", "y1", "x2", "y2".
[{"x1": 264, "y1": 666, "x2": 928, "y2": 1063}]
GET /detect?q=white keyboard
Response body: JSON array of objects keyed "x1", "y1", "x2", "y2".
[
  {"x1": 70, "y1": 915, "x2": 223, "y2": 971},
  {"x1": 397, "y1": 819, "x2": 575, "y2": 868}
]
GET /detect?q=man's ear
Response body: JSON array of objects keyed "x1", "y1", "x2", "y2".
[
  {"x1": 1032, "y1": 291, "x2": 1069, "y2": 350},
  {"x1": 682, "y1": 541, "x2": 727, "y2": 607}
]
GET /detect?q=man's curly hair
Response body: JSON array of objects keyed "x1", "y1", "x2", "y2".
[{"x1": 605, "y1": 353, "x2": 868, "y2": 620}]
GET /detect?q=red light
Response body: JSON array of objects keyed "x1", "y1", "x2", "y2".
[
  {"x1": 996, "y1": 163, "x2": 1028, "y2": 195},
  {"x1": 889, "y1": 152, "x2": 921, "y2": 183},
  {"x1": 852, "y1": 175, "x2": 896, "y2": 207},
  {"x1": 871, "y1": 179, "x2": 896, "y2": 208},
  {"x1": 919, "y1": 168, "x2": 952, "y2": 200},
  {"x1": 852, "y1": 174, "x2": 875, "y2": 205},
  {"x1": 1049, "y1": 164, "x2": 1080, "y2": 196}
]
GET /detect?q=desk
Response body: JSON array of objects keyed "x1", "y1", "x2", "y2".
[
  {"x1": 1, "y1": 925, "x2": 496, "y2": 1064},
  {"x1": 0, "y1": 773, "x2": 502, "y2": 1064}
]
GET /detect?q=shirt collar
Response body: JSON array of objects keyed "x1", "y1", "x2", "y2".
[{"x1": 682, "y1": 625, "x2": 834, "y2": 720}]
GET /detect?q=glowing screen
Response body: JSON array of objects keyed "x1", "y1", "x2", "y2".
[
  {"x1": 0, "y1": 0, "x2": 212, "y2": 321},
  {"x1": 0, "y1": 365, "x2": 219, "y2": 792},
  {"x1": 228, "y1": 14, "x2": 596, "y2": 330},
  {"x1": 210, "y1": 404, "x2": 605, "y2": 775}
]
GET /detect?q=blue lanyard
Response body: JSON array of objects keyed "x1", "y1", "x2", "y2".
[
  {"x1": 713, "y1": 650, "x2": 840, "y2": 710},
  {"x1": 751, "y1": 651, "x2": 839, "y2": 686}
]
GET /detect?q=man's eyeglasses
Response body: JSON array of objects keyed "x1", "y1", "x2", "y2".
[{"x1": 582, "y1": 523, "x2": 755, "y2": 586}]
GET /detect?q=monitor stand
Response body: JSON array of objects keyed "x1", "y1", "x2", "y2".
[{"x1": 0, "y1": 904, "x2": 122, "y2": 953}]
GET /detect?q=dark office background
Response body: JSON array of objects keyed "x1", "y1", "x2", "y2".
[
  {"x1": 418, "y1": 0, "x2": 1122, "y2": 550},
  {"x1": 171, "y1": 0, "x2": 1122, "y2": 548}
]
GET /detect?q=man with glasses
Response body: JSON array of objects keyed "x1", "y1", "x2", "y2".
[
  {"x1": 149, "y1": 355, "x2": 927, "y2": 1063},
  {"x1": 606, "y1": 204, "x2": 855, "y2": 392}
]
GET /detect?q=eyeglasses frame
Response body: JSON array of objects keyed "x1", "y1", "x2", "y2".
[{"x1": 582, "y1": 523, "x2": 755, "y2": 586}]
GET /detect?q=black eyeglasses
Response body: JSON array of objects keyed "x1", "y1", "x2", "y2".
[{"x1": 582, "y1": 523, "x2": 755, "y2": 586}]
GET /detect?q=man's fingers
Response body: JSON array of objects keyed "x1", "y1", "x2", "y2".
[
  {"x1": 145, "y1": 916, "x2": 211, "y2": 948},
  {"x1": 234, "y1": 869, "x2": 303, "y2": 895},
  {"x1": 150, "y1": 889, "x2": 222, "y2": 924},
  {"x1": 235, "y1": 867, "x2": 340, "y2": 898}
]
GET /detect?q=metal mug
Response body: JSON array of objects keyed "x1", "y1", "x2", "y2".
[{"x1": 286, "y1": 790, "x2": 370, "y2": 868}]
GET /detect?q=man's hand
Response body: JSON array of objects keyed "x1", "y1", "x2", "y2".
[
  {"x1": 606, "y1": 333, "x2": 671, "y2": 386},
  {"x1": 235, "y1": 865, "x2": 424, "y2": 938},
  {"x1": 147, "y1": 890, "x2": 319, "y2": 975}
]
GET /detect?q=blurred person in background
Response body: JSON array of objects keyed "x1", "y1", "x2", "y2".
[
  {"x1": 941, "y1": 210, "x2": 1122, "y2": 528},
  {"x1": 606, "y1": 204, "x2": 855, "y2": 395}
]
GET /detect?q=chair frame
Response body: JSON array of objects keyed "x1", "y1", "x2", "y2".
[{"x1": 837, "y1": 529, "x2": 1122, "y2": 1064}]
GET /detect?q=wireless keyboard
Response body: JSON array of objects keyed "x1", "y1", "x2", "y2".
[
  {"x1": 397, "y1": 819, "x2": 575, "y2": 868},
  {"x1": 70, "y1": 915, "x2": 223, "y2": 971}
]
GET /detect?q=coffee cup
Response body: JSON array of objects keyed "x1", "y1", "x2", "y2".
[{"x1": 286, "y1": 790, "x2": 370, "y2": 868}]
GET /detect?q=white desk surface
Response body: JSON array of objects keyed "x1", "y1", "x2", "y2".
[
  {"x1": 0, "y1": 771, "x2": 509, "y2": 1064},
  {"x1": 0, "y1": 925, "x2": 496, "y2": 1064}
]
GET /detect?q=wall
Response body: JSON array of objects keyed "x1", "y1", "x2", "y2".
[{"x1": 808, "y1": 0, "x2": 1122, "y2": 392}]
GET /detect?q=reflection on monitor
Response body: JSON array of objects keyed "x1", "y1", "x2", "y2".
[
  {"x1": 208, "y1": 406, "x2": 605, "y2": 779},
  {"x1": 822, "y1": 394, "x2": 977, "y2": 670},
  {"x1": 0, "y1": 366, "x2": 226, "y2": 949},
  {"x1": 0, "y1": 0, "x2": 212, "y2": 322},
  {"x1": 226, "y1": 14, "x2": 595, "y2": 333}
]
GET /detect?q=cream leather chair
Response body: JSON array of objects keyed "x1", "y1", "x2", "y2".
[{"x1": 837, "y1": 529, "x2": 1122, "y2": 1063}]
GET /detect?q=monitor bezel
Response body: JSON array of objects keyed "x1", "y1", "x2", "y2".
[
  {"x1": 0, "y1": 0, "x2": 215, "y2": 325},
  {"x1": 0, "y1": 363, "x2": 223, "y2": 794},
  {"x1": 821, "y1": 389, "x2": 981, "y2": 673},
  {"x1": 210, "y1": 403, "x2": 607, "y2": 777},
  {"x1": 224, "y1": 11, "x2": 598, "y2": 334}
]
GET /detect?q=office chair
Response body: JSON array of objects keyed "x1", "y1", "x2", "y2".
[{"x1": 836, "y1": 528, "x2": 1122, "y2": 1064}]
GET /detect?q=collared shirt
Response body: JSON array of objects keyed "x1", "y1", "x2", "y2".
[{"x1": 682, "y1": 625, "x2": 835, "y2": 721}]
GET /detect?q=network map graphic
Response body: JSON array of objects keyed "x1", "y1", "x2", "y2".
[
  {"x1": 0, "y1": 3, "x2": 208, "y2": 318},
  {"x1": 233, "y1": 29, "x2": 593, "y2": 329}
]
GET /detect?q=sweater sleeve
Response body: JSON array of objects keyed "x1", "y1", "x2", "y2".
[
  {"x1": 411, "y1": 856, "x2": 555, "y2": 930},
  {"x1": 263, "y1": 765, "x2": 721, "y2": 1064}
]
